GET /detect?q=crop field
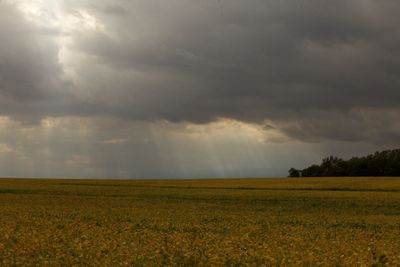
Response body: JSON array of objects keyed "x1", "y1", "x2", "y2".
[{"x1": 0, "y1": 177, "x2": 400, "y2": 266}]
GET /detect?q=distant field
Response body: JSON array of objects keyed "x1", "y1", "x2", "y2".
[{"x1": 0, "y1": 178, "x2": 400, "y2": 266}]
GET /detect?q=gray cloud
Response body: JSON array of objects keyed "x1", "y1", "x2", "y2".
[
  {"x1": 1, "y1": 0, "x2": 400, "y2": 145},
  {"x1": 274, "y1": 108, "x2": 400, "y2": 145},
  {"x1": 0, "y1": 116, "x2": 389, "y2": 178}
]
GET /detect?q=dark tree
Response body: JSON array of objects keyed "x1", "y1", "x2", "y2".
[
  {"x1": 289, "y1": 149, "x2": 400, "y2": 177},
  {"x1": 288, "y1": 168, "x2": 300, "y2": 177},
  {"x1": 301, "y1": 164, "x2": 322, "y2": 177}
]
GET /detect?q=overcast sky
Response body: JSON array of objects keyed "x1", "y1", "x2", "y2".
[{"x1": 0, "y1": 0, "x2": 399, "y2": 178}]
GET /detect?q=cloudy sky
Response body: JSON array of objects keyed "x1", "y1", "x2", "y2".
[{"x1": 0, "y1": 0, "x2": 399, "y2": 178}]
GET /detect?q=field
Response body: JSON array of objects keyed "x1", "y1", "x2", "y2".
[{"x1": 0, "y1": 178, "x2": 400, "y2": 266}]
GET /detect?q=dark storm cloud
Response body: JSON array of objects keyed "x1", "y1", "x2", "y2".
[
  {"x1": 96, "y1": 4, "x2": 128, "y2": 16},
  {"x1": 0, "y1": 1, "x2": 75, "y2": 123},
  {"x1": 1, "y1": 0, "x2": 400, "y2": 143},
  {"x1": 275, "y1": 109, "x2": 400, "y2": 145}
]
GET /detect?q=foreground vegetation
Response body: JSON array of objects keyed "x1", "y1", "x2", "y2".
[{"x1": 0, "y1": 177, "x2": 400, "y2": 266}]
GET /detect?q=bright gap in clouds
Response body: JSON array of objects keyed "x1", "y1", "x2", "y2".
[
  {"x1": 11, "y1": 0, "x2": 63, "y2": 28},
  {"x1": 10, "y1": 0, "x2": 104, "y2": 68},
  {"x1": 12, "y1": 0, "x2": 99, "y2": 28}
]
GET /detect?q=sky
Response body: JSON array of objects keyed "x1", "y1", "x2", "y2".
[{"x1": 0, "y1": 0, "x2": 399, "y2": 178}]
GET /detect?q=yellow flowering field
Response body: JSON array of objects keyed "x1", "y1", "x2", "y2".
[{"x1": 0, "y1": 177, "x2": 400, "y2": 266}]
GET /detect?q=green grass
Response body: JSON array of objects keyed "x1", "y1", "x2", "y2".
[{"x1": 0, "y1": 177, "x2": 399, "y2": 266}]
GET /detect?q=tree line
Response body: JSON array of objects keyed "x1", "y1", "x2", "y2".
[{"x1": 288, "y1": 149, "x2": 400, "y2": 177}]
